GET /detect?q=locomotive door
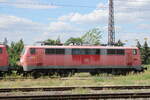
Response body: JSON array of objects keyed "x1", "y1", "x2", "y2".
[
  {"x1": 36, "y1": 49, "x2": 43, "y2": 66},
  {"x1": 126, "y1": 50, "x2": 132, "y2": 66}
]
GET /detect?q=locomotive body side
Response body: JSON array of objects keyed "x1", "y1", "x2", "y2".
[
  {"x1": 125, "y1": 48, "x2": 143, "y2": 71},
  {"x1": 0, "y1": 45, "x2": 9, "y2": 71},
  {"x1": 20, "y1": 46, "x2": 144, "y2": 74}
]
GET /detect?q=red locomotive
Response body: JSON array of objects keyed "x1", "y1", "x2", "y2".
[
  {"x1": 0, "y1": 45, "x2": 9, "y2": 72},
  {"x1": 20, "y1": 45, "x2": 145, "y2": 76}
]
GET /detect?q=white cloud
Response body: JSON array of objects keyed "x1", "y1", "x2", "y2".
[
  {"x1": 0, "y1": 14, "x2": 47, "y2": 44},
  {"x1": 39, "y1": 21, "x2": 85, "y2": 42},
  {"x1": 59, "y1": 9, "x2": 108, "y2": 25},
  {"x1": 137, "y1": 24, "x2": 150, "y2": 30},
  {"x1": 0, "y1": 15, "x2": 36, "y2": 27},
  {"x1": 58, "y1": 0, "x2": 150, "y2": 25},
  {"x1": 48, "y1": 21, "x2": 75, "y2": 33},
  {"x1": 114, "y1": 0, "x2": 150, "y2": 24},
  {"x1": 97, "y1": 2, "x2": 107, "y2": 9},
  {"x1": 115, "y1": 0, "x2": 150, "y2": 8},
  {"x1": 0, "y1": 14, "x2": 84, "y2": 44}
]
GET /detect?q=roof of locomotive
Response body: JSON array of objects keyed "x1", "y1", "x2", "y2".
[{"x1": 25, "y1": 45, "x2": 138, "y2": 49}]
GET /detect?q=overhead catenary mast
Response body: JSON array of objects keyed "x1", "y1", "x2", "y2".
[{"x1": 108, "y1": 0, "x2": 115, "y2": 46}]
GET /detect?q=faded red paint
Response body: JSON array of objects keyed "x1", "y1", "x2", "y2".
[
  {"x1": 20, "y1": 46, "x2": 141, "y2": 68},
  {"x1": 0, "y1": 45, "x2": 8, "y2": 67}
]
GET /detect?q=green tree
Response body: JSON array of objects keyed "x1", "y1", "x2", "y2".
[
  {"x1": 7, "y1": 39, "x2": 24, "y2": 68},
  {"x1": 141, "y1": 41, "x2": 150, "y2": 64},
  {"x1": 65, "y1": 37, "x2": 83, "y2": 45},
  {"x1": 81, "y1": 28, "x2": 101, "y2": 45},
  {"x1": 136, "y1": 40, "x2": 142, "y2": 50},
  {"x1": 114, "y1": 39, "x2": 125, "y2": 46},
  {"x1": 43, "y1": 38, "x2": 62, "y2": 45}
]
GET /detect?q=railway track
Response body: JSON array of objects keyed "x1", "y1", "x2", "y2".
[
  {"x1": 0, "y1": 92, "x2": 150, "y2": 100},
  {"x1": 0, "y1": 86, "x2": 150, "y2": 92}
]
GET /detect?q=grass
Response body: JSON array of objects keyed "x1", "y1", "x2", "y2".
[{"x1": 0, "y1": 65, "x2": 149, "y2": 88}]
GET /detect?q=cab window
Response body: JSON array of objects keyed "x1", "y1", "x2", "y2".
[
  {"x1": 0, "y1": 48, "x2": 2, "y2": 54},
  {"x1": 30, "y1": 48, "x2": 36, "y2": 54},
  {"x1": 133, "y1": 49, "x2": 137, "y2": 55}
]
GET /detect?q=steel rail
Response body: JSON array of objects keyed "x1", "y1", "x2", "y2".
[
  {"x1": 0, "y1": 92, "x2": 150, "y2": 100},
  {"x1": 0, "y1": 86, "x2": 150, "y2": 92}
]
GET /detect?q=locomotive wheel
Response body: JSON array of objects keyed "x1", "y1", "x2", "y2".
[
  {"x1": 133, "y1": 70, "x2": 141, "y2": 74},
  {"x1": 0, "y1": 72, "x2": 3, "y2": 77},
  {"x1": 111, "y1": 69, "x2": 122, "y2": 75},
  {"x1": 23, "y1": 72, "x2": 29, "y2": 77},
  {"x1": 31, "y1": 71, "x2": 44, "y2": 79},
  {"x1": 57, "y1": 70, "x2": 75, "y2": 77},
  {"x1": 48, "y1": 72, "x2": 55, "y2": 76},
  {"x1": 68, "y1": 70, "x2": 75, "y2": 76},
  {"x1": 90, "y1": 72, "x2": 97, "y2": 76},
  {"x1": 58, "y1": 72, "x2": 70, "y2": 77}
]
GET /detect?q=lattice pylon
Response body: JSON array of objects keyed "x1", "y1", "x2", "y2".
[{"x1": 108, "y1": 0, "x2": 115, "y2": 46}]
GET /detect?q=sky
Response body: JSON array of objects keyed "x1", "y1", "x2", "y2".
[{"x1": 0, "y1": 0, "x2": 149, "y2": 46}]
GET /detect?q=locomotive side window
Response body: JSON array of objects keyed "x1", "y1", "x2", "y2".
[
  {"x1": 107, "y1": 49, "x2": 116, "y2": 55},
  {"x1": 107, "y1": 49, "x2": 125, "y2": 55},
  {"x1": 30, "y1": 48, "x2": 36, "y2": 54},
  {"x1": 79, "y1": 49, "x2": 85, "y2": 55},
  {"x1": 82, "y1": 49, "x2": 93, "y2": 55},
  {"x1": 92, "y1": 49, "x2": 100, "y2": 55},
  {"x1": 84, "y1": 49, "x2": 100, "y2": 55},
  {"x1": 45, "y1": 48, "x2": 65, "y2": 54},
  {"x1": 0, "y1": 48, "x2": 2, "y2": 54},
  {"x1": 45, "y1": 49, "x2": 55, "y2": 54},
  {"x1": 116, "y1": 49, "x2": 125, "y2": 55},
  {"x1": 82, "y1": 49, "x2": 90, "y2": 55},
  {"x1": 100, "y1": 49, "x2": 107, "y2": 55},
  {"x1": 72, "y1": 49, "x2": 100, "y2": 55},
  {"x1": 72, "y1": 49, "x2": 81, "y2": 55},
  {"x1": 56, "y1": 49, "x2": 65, "y2": 54},
  {"x1": 133, "y1": 49, "x2": 137, "y2": 55},
  {"x1": 89, "y1": 49, "x2": 100, "y2": 55}
]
